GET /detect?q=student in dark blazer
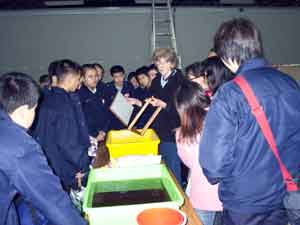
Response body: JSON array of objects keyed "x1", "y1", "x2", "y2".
[
  {"x1": 102, "y1": 65, "x2": 135, "y2": 130},
  {"x1": 93, "y1": 63, "x2": 106, "y2": 98},
  {"x1": 149, "y1": 48, "x2": 185, "y2": 187},
  {"x1": 132, "y1": 66, "x2": 154, "y2": 128},
  {"x1": 134, "y1": 66, "x2": 152, "y2": 100},
  {"x1": 78, "y1": 64, "x2": 110, "y2": 141},
  {"x1": 0, "y1": 72, "x2": 87, "y2": 225},
  {"x1": 33, "y1": 59, "x2": 90, "y2": 191}
]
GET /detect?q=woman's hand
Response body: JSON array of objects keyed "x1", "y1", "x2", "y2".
[{"x1": 148, "y1": 97, "x2": 167, "y2": 109}]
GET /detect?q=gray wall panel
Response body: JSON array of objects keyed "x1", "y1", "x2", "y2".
[
  {"x1": 0, "y1": 7, "x2": 300, "y2": 80},
  {"x1": 0, "y1": 8, "x2": 152, "y2": 80}
]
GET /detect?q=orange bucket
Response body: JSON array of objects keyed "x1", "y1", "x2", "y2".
[{"x1": 137, "y1": 208, "x2": 186, "y2": 225}]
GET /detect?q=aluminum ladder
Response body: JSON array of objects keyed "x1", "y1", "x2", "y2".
[{"x1": 151, "y1": 0, "x2": 182, "y2": 68}]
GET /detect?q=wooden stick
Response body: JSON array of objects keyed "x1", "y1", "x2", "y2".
[
  {"x1": 128, "y1": 99, "x2": 151, "y2": 130},
  {"x1": 140, "y1": 106, "x2": 162, "y2": 136}
]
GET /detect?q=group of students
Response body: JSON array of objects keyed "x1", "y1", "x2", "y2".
[
  {"x1": 1, "y1": 17, "x2": 300, "y2": 225},
  {"x1": 174, "y1": 18, "x2": 300, "y2": 225}
]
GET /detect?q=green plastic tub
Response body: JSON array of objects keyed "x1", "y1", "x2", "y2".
[{"x1": 83, "y1": 164, "x2": 184, "y2": 225}]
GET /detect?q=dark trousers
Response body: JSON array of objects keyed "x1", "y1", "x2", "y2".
[
  {"x1": 221, "y1": 208, "x2": 288, "y2": 225},
  {"x1": 159, "y1": 142, "x2": 183, "y2": 188}
]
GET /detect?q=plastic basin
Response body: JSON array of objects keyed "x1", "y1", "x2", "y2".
[{"x1": 137, "y1": 208, "x2": 187, "y2": 225}]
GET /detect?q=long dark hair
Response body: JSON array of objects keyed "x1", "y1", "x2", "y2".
[
  {"x1": 185, "y1": 61, "x2": 203, "y2": 79},
  {"x1": 175, "y1": 80, "x2": 211, "y2": 142},
  {"x1": 201, "y1": 56, "x2": 235, "y2": 95}
]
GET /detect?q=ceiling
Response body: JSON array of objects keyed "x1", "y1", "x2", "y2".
[{"x1": 0, "y1": 0, "x2": 300, "y2": 10}]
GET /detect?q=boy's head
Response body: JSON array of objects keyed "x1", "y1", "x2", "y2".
[
  {"x1": 110, "y1": 65, "x2": 125, "y2": 87},
  {"x1": 208, "y1": 48, "x2": 217, "y2": 58},
  {"x1": 82, "y1": 64, "x2": 98, "y2": 90},
  {"x1": 136, "y1": 66, "x2": 151, "y2": 88},
  {"x1": 214, "y1": 18, "x2": 264, "y2": 73},
  {"x1": 152, "y1": 48, "x2": 177, "y2": 76},
  {"x1": 185, "y1": 62, "x2": 209, "y2": 91},
  {"x1": 147, "y1": 64, "x2": 158, "y2": 81},
  {"x1": 55, "y1": 59, "x2": 82, "y2": 92},
  {"x1": 185, "y1": 62, "x2": 200, "y2": 79},
  {"x1": 0, "y1": 72, "x2": 40, "y2": 129},
  {"x1": 127, "y1": 72, "x2": 139, "y2": 89},
  {"x1": 48, "y1": 60, "x2": 60, "y2": 87},
  {"x1": 93, "y1": 63, "x2": 105, "y2": 82},
  {"x1": 39, "y1": 74, "x2": 51, "y2": 88}
]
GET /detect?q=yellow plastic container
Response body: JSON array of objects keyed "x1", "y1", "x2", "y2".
[{"x1": 106, "y1": 129, "x2": 160, "y2": 158}]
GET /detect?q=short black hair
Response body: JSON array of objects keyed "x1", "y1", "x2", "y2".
[
  {"x1": 0, "y1": 72, "x2": 40, "y2": 113},
  {"x1": 110, "y1": 65, "x2": 125, "y2": 76},
  {"x1": 214, "y1": 18, "x2": 264, "y2": 65},
  {"x1": 127, "y1": 72, "x2": 136, "y2": 81},
  {"x1": 185, "y1": 62, "x2": 204, "y2": 78},
  {"x1": 48, "y1": 60, "x2": 60, "y2": 84},
  {"x1": 93, "y1": 63, "x2": 105, "y2": 73},
  {"x1": 82, "y1": 64, "x2": 97, "y2": 77},
  {"x1": 200, "y1": 56, "x2": 235, "y2": 94},
  {"x1": 148, "y1": 64, "x2": 157, "y2": 71},
  {"x1": 135, "y1": 66, "x2": 149, "y2": 77},
  {"x1": 39, "y1": 74, "x2": 50, "y2": 84},
  {"x1": 55, "y1": 59, "x2": 81, "y2": 82},
  {"x1": 48, "y1": 60, "x2": 59, "y2": 76}
]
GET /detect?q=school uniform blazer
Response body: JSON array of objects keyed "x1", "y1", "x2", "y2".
[
  {"x1": 33, "y1": 87, "x2": 90, "y2": 189},
  {"x1": 96, "y1": 81, "x2": 106, "y2": 99},
  {"x1": 149, "y1": 69, "x2": 184, "y2": 142},
  {"x1": 0, "y1": 110, "x2": 86, "y2": 225},
  {"x1": 69, "y1": 92, "x2": 91, "y2": 147},
  {"x1": 78, "y1": 84, "x2": 110, "y2": 137}
]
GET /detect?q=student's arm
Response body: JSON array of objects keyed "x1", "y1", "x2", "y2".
[
  {"x1": 13, "y1": 144, "x2": 87, "y2": 225},
  {"x1": 102, "y1": 108, "x2": 111, "y2": 133},
  {"x1": 161, "y1": 94, "x2": 181, "y2": 129},
  {"x1": 125, "y1": 82, "x2": 135, "y2": 98},
  {"x1": 93, "y1": 102, "x2": 111, "y2": 135},
  {"x1": 199, "y1": 87, "x2": 237, "y2": 185},
  {"x1": 56, "y1": 113, "x2": 90, "y2": 173},
  {"x1": 102, "y1": 84, "x2": 113, "y2": 108}
]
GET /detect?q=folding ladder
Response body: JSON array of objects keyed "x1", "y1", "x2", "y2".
[{"x1": 151, "y1": 0, "x2": 182, "y2": 68}]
